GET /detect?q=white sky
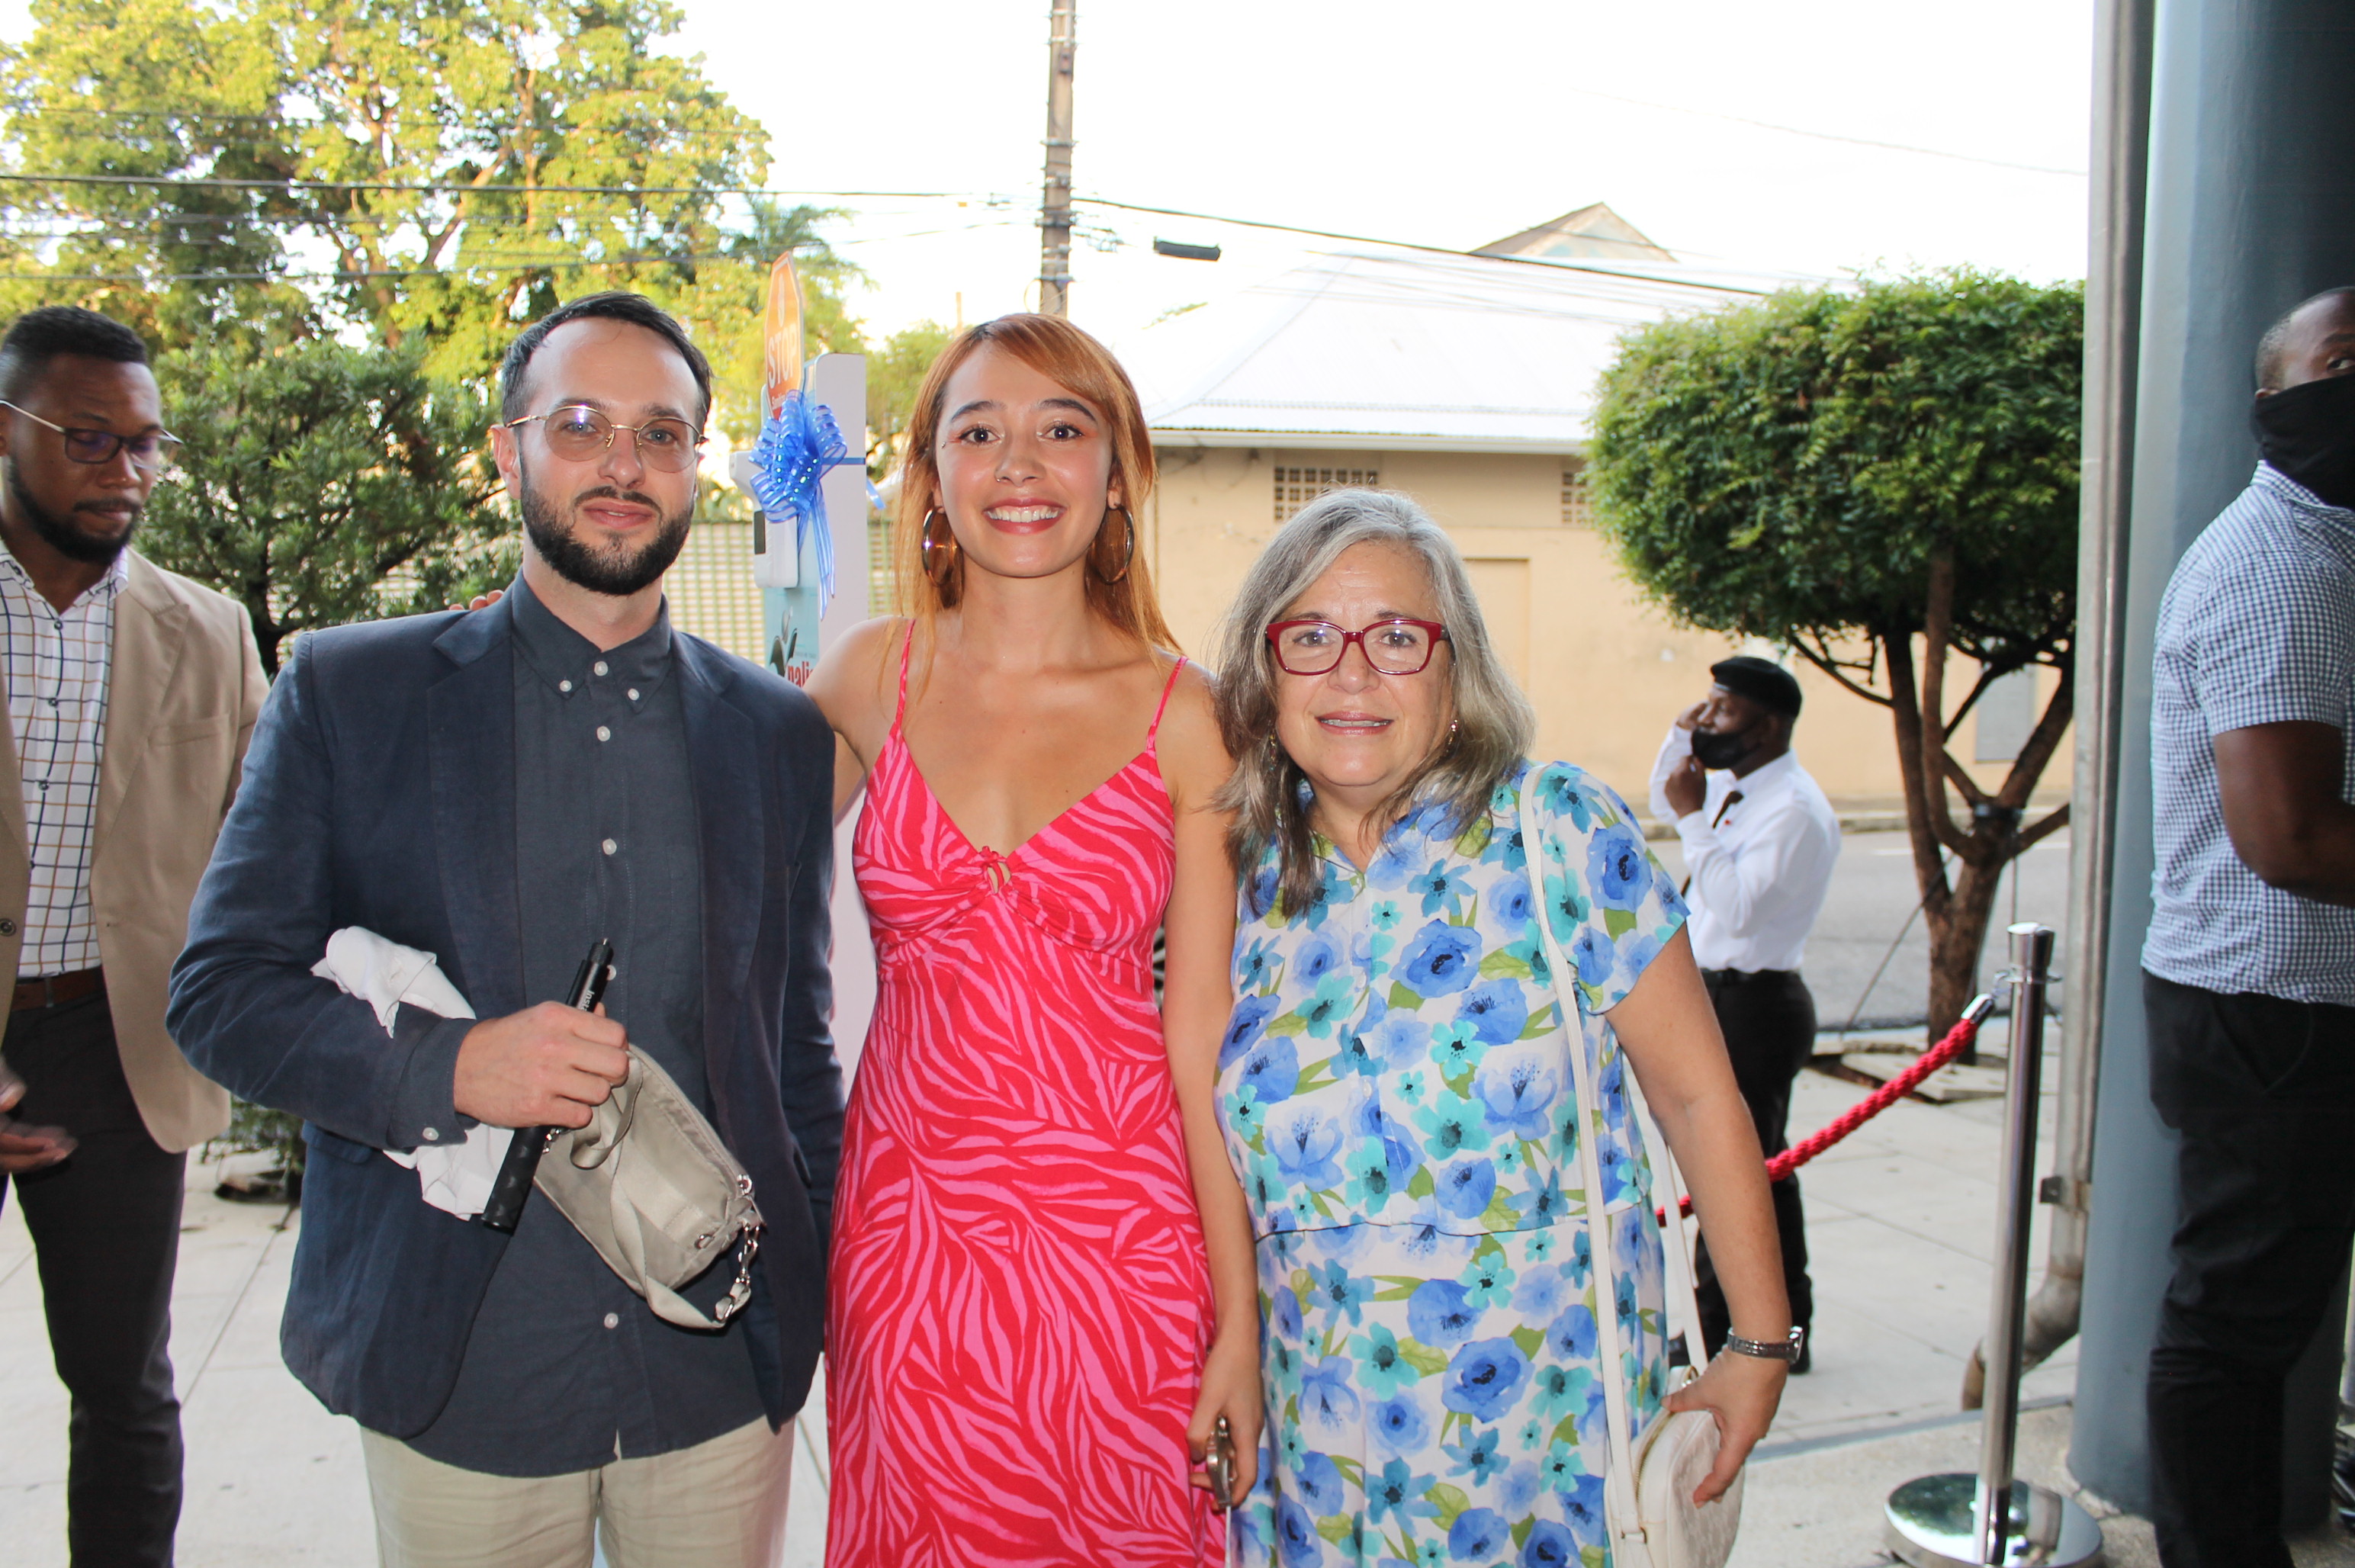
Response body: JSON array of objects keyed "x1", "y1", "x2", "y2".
[{"x1": 0, "y1": 0, "x2": 2097, "y2": 344}]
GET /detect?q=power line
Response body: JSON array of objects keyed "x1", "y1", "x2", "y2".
[
  {"x1": 0, "y1": 247, "x2": 769, "y2": 284},
  {"x1": 1557, "y1": 85, "x2": 2089, "y2": 178},
  {"x1": 7, "y1": 104, "x2": 755, "y2": 137},
  {"x1": 0, "y1": 171, "x2": 966, "y2": 198},
  {"x1": 1071, "y1": 198, "x2": 1775, "y2": 296}
]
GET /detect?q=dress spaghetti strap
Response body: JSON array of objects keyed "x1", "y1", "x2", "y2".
[
  {"x1": 891, "y1": 620, "x2": 915, "y2": 738},
  {"x1": 1146, "y1": 655, "x2": 1187, "y2": 752}
]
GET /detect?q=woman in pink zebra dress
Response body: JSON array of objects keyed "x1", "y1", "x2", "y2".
[{"x1": 805, "y1": 314, "x2": 1258, "y2": 1566}]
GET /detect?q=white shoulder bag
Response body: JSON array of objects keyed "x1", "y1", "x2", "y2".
[{"x1": 1518, "y1": 786, "x2": 1743, "y2": 1568}]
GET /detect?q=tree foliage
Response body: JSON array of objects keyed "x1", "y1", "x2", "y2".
[
  {"x1": 0, "y1": 0, "x2": 860, "y2": 430},
  {"x1": 140, "y1": 339, "x2": 512, "y2": 673},
  {"x1": 863, "y1": 318, "x2": 955, "y2": 478},
  {"x1": 1590, "y1": 270, "x2": 2084, "y2": 1033}
]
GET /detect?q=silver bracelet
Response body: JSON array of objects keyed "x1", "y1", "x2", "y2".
[{"x1": 1720, "y1": 1326, "x2": 1805, "y2": 1362}]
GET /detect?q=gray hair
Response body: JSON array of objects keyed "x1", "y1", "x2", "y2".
[{"x1": 1213, "y1": 488, "x2": 1535, "y2": 917}]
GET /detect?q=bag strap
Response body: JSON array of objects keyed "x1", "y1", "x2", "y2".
[{"x1": 1519, "y1": 782, "x2": 1653, "y2": 1566}]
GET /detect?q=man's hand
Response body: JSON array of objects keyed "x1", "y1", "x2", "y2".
[
  {"x1": 1675, "y1": 700, "x2": 1708, "y2": 732},
  {"x1": 452, "y1": 1003, "x2": 629, "y2": 1129},
  {"x1": 0, "y1": 1065, "x2": 72, "y2": 1174},
  {"x1": 1664, "y1": 755, "x2": 1708, "y2": 819}
]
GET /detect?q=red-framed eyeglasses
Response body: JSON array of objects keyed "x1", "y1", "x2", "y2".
[{"x1": 1265, "y1": 618, "x2": 1448, "y2": 676}]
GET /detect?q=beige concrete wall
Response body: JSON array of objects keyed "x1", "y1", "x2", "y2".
[{"x1": 1146, "y1": 442, "x2": 2073, "y2": 820}]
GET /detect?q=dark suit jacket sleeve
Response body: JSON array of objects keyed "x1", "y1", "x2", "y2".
[
  {"x1": 777, "y1": 705, "x2": 844, "y2": 1252},
  {"x1": 168, "y1": 635, "x2": 465, "y2": 1151}
]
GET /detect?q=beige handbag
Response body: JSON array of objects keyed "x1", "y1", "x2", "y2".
[
  {"x1": 532, "y1": 1047, "x2": 766, "y2": 1332},
  {"x1": 1518, "y1": 787, "x2": 1743, "y2": 1568}
]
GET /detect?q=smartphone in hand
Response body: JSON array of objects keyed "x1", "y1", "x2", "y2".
[
  {"x1": 0, "y1": 1062, "x2": 73, "y2": 1173},
  {"x1": 1204, "y1": 1415, "x2": 1238, "y2": 1513}
]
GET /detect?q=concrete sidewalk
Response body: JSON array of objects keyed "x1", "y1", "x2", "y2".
[{"x1": 0, "y1": 1048, "x2": 2331, "y2": 1566}]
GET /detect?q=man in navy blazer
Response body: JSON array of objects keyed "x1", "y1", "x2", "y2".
[{"x1": 168, "y1": 293, "x2": 842, "y2": 1566}]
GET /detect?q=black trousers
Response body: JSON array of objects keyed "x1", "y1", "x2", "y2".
[
  {"x1": 1, "y1": 992, "x2": 186, "y2": 1568},
  {"x1": 2143, "y1": 971, "x2": 2355, "y2": 1568},
  {"x1": 1692, "y1": 966, "x2": 1814, "y2": 1356}
]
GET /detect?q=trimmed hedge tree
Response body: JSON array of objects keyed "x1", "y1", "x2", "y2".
[{"x1": 1589, "y1": 269, "x2": 2083, "y2": 1037}]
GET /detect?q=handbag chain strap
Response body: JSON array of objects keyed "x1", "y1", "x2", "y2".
[{"x1": 1520, "y1": 782, "x2": 1656, "y2": 1562}]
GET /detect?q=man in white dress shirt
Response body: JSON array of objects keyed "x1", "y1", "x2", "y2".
[{"x1": 1649, "y1": 655, "x2": 1840, "y2": 1370}]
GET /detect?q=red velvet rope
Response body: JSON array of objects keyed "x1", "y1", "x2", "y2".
[{"x1": 1667, "y1": 1013, "x2": 1983, "y2": 1221}]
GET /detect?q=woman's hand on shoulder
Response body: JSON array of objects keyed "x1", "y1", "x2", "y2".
[
  {"x1": 805, "y1": 615, "x2": 907, "y2": 818},
  {"x1": 1663, "y1": 1348, "x2": 1787, "y2": 1504}
]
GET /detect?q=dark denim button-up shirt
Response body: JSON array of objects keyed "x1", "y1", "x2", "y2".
[{"x1": 404, "y1": 576, "x2": 766, "y2": 1476}]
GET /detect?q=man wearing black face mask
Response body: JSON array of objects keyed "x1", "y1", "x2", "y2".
[
  {"x1": 2140, "y1": 286, "x2": 2355, "y2": 1568},
  {"x1": 1649, "y1": 656, "x2": 1839, "y2": 1369}
]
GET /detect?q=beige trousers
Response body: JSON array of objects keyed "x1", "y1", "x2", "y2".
[{"x1": 359, "y1": 1417, "x2": 794, "y2": 1568}]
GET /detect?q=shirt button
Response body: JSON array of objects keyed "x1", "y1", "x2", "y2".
[
  {"x1": 626, "y1": 689, "x2": 639, "y2": 701},
  {"x1": 596, "y1": 726, "x2": 611, "y2": 742},
  {"x1": 560, "y1": 680, "x2": 573, "y2": 693},
  {"x1": 421, "y1": 1127, "x2": 439, "y2": 1142},
  {"x1": 593, "y1": 660, "x2": 609, "y2": 676},
  {"x1": 603, "y1": 1313, "x2": 620, "y2": 1330},
  {"x1": 602, "y1": 838, "x2": 617, "y2": 856}
]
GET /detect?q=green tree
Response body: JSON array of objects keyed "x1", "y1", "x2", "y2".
[
  {"x1": 141, "y1": 339, "x2": 513, "y2": 674},
  {"x1": 1589, "y1": 270, "x2": 2082, "y2": 1035},
  {"x1": 863, "y1": 318, "x2": 955, "y2": 478},
  {"x1": 0, "y1": 0, "x2": 859, "y2": 425}
]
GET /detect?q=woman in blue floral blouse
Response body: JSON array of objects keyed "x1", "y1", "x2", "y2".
[{"x1": 1209, "y1": 490, "x2": 1791, "y2": 1568}]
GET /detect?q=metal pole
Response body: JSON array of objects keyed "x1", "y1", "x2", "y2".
[
  {"x1": 1887, "y1": 925, "x2": 2100, "y2": 1567},
  {"x1": 1037, "y1": 0, "x2": 1077, "y2": 316},
  {"x1": 1976, "y1": 925, "x2": 2055, "y2": 1561}
]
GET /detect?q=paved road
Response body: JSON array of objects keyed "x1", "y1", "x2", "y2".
[{"x1": 1648, "y1": 827, "x2": 2073, "y2": 1031}]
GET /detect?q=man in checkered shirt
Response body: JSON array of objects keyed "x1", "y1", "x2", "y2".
[
  {"x1": 2141, "y1": 285, "x2": 2355, "y2": 1568},
  {"x1": 0, "y1": 307, "x2": 265, "y2": 1566}
]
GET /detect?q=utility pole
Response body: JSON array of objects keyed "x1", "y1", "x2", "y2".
[{"x1": 1037, "y1": 0, "x2": 1077, "y2": 316}]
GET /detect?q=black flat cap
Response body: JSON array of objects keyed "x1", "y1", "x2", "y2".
[{"x1": 1711, "y1": 655, "x2": 1803, "y2": 718}]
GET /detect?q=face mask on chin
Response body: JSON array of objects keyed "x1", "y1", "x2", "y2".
[
  {"x1": 2253, "y1": 373, "x2": 2355, "y2": 510},
  {"x1": 1690, "y1": 726, "x2": 1753, "y2": 771}
]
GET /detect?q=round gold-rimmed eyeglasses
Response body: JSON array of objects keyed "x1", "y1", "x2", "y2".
[
  {"x1": 1265, "y1": 617, "x2": 1448, "y2": 676},
  {"x1": 502, "y1": 404, "x2": 704, "y2": 473}
]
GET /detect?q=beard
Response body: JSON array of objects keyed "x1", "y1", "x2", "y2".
[
  {"x1": 7, "y1": 464, "x2": 137, "y2": 565},
  {"x1": 517, "y1": 456, "x2": 692, "y2": 598},
  {"x1": 1689, "y1": 726, "x2": 1753, "y2": 771}
]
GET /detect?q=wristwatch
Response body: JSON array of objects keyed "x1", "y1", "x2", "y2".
[{"x1": 1721, "y1": 1326, "x2": 1805, "y2": 1363}]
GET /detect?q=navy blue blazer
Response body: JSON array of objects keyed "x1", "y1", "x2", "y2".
[{"x1": 167, "y1": 597, "x2": 843, "y2": 1438}]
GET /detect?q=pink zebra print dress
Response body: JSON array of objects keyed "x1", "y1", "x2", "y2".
[{"x1": 824, "y1": 634, "x2": 1220, "y2": 1566}]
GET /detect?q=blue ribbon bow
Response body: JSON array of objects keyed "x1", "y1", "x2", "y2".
[{"x1": 749, "y1": 390, "x2": 877, "y2": 612}]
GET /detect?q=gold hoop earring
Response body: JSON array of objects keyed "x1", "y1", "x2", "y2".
[
  {"x1": 1090, "y1": 504, "x2": 1137, "y2": 585},
  {"x1": 919, "y1": 507, "x2": 959, "y2": 586}
]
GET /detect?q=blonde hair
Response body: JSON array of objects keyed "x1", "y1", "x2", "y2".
[
  {"x1": 888, "y1": 313, "x2": 1175, "y2": 650},
  {"x1": 1213, "y1": 489, "x2": 1535, "y2": 917}
]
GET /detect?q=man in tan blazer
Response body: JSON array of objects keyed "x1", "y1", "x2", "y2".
[{"x1": 0, "y1": 306, "x2": 264, "y2": 1567}]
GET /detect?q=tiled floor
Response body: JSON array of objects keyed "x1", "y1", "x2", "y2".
[{"x1": 0, "y1": 1039, "x2": 2088, "y2": 1566}]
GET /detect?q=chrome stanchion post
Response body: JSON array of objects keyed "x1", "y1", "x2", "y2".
[
  {"x1": 1885, "y1": 924, "x2": 2104, "y2": 1568},
  {"x1": 1977, "y1": 924, "x2": 2055, "y2": 1561}
]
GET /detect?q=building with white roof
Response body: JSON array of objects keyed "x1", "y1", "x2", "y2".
[{"x1": 1116, "y1": 210, "x2": 2063, "y2": 809}]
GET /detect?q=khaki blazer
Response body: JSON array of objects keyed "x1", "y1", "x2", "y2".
[{"x1": 0, "y1": 551, "x2": 265, "y2": 1152}]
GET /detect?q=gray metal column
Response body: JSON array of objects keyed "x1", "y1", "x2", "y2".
[{"x1": 2069, "y1": 0, "x2": 2355, "y2": 1523}]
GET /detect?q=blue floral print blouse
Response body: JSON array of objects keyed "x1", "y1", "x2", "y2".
[{"x1": 1219, "y1": 760, "x2": 1689, "y2": 1240}]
